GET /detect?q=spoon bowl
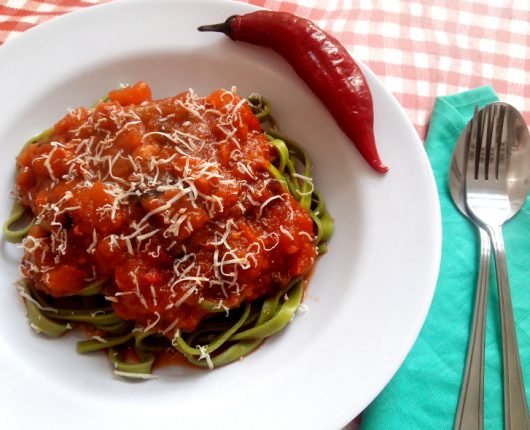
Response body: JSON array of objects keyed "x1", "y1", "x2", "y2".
[{"x1": 505, "y1": 105, "x2": 530, "y2": 212}]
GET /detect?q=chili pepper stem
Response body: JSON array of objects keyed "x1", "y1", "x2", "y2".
[{"x1": 197, "y1": 16, "x2": 236, "y2": 36}]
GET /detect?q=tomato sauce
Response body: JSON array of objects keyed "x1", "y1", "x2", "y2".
[{"x1": 16, "y1": 82, "x2": 317, "y2": 336}]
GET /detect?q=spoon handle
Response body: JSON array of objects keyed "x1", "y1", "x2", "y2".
[
  {"x1": 454, "y1": 227, "x2": 490, "y2": 430},
  {"x1": 487, "y1": 225, "x2": 530, "y2": 430}
]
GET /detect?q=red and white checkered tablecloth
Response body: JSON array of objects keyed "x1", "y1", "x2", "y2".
[
  {"x1": 0, "y1": 1, "x2": 528, "y2": 428},
  {"x1": 1, "y1": 0, "x2": 528, "y2": 141}
]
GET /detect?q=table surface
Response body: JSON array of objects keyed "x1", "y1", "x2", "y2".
[{"x1": 1, "y1": 0, "x2": 528, "y2": 428}]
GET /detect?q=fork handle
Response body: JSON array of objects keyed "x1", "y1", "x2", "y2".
[
  {"x1": 487, "y1": 225, "x2": 530, "y2": 430},
  {"x1": 454, "y1": 227, "x2": 490, "y2": 430}
]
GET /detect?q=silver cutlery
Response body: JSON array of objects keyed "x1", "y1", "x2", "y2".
[
  {"x1": 450, "y1": 109, "x2": 492, "y2": 430},
  {"x1": 463, "y1": 102, "x2": 530, "y2": 430}
]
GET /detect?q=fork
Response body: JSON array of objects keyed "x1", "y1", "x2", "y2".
[{"x1": 465, "y1": 103, "x2": 530, "y2": 430}]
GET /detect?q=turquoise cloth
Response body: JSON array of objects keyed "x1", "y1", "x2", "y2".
[{"x1": 361, "y1": 87, "x2": 530, "y2": 430}]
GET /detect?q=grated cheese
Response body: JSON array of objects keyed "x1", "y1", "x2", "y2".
[{"x1": 16, "y1": 86, "x2": 320, "y2": 342}]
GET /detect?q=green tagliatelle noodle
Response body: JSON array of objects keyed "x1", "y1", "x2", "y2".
[
  {"x1": 6, "y1": 94, "x2": 334, "y2": 379},
  {"x1": 2, "y1": 129, "x2": 54, "y2": 243}
]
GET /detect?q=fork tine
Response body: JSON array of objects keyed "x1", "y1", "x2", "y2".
[
  {"x1": 482, "y1": 104, "x2": 495, "y2": 180},
  {"x1": 475, "y1": 107, "x2": 484, "y2": 181},
  {"x1": 475, "y1": 104, "x2": 496, "y2": 181},
  {"x1": 464, "y1": 107, "x2": 474, "y2": 182},
  {"x1": 465, "y1": 105, "x2": 480, "y2": 184},
  {"x1": 494, "y1": 104, "x2": 508, "y2": 181}
]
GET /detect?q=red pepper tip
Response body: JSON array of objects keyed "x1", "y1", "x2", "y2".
[{"x1": 372, "y1": 160, "x2": 389, "y2": 174}]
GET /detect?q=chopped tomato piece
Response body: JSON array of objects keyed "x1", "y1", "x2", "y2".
[{"x1": 108, "y1": 81, "x2": 152, "y2": 105}]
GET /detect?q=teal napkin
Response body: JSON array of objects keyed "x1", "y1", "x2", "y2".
[{"x1": 361, "y1": 87, "x2": 530, "y2": 430}]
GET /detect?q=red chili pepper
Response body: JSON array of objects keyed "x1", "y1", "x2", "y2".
[{"x1": 198, "y1": 11, "x2": 388, "y2": 174}]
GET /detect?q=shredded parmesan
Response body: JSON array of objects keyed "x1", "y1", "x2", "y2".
[
  {"x1": 113, "y1": 370, "x2": 159, "y2": 380},
  {"x1": 197, "y1": 345, "x2": 214, "y2": 370},
  {"x1": 15, "y1": 86, "x2": 321, "y2": 348}
]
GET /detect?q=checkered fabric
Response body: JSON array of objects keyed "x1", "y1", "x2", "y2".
[
  {"x1": 0, "y1": 1, "x2": 103, "y2": 41},
  {"x1": 1, "y1": 0, "x2": 528, "y2": 140}
]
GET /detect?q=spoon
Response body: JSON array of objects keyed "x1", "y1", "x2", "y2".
[
  {"x1": 450, "y1": 110, "x2": 492, "y2": 430},
  {"x1": 450, "y1": 103, "x2": 530, "y2": 429}
]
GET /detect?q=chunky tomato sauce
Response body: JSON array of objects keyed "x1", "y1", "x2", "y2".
[{"x1": 16, "y1": 82, "x2": 316, "y2": 335}]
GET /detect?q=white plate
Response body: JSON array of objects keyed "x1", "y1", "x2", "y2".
[{"x1": 0, "y1": 0, "x2": 441, "y2": 428}]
